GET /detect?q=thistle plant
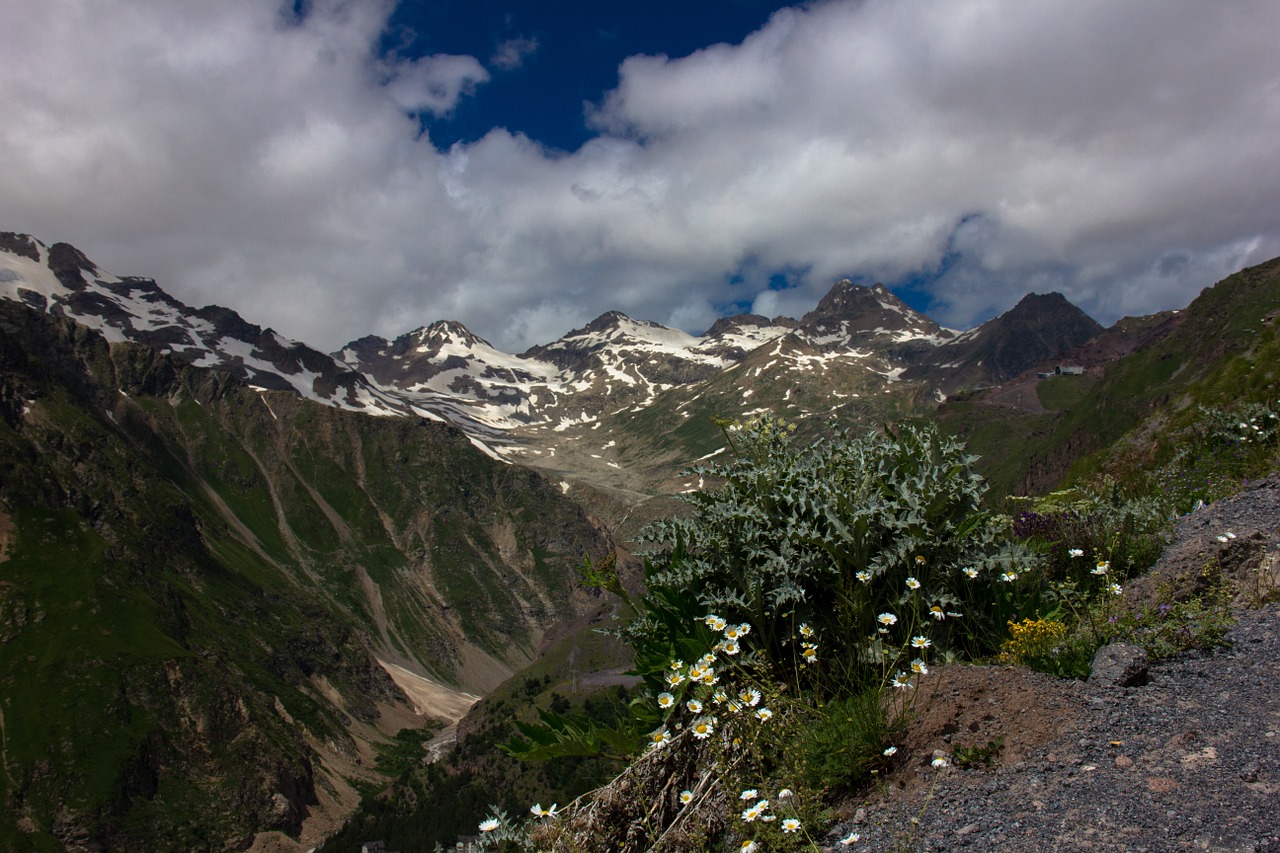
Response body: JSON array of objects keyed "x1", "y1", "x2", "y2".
[
  {"x1": 633, "y1": 416, "x2": 1032, "y2": 686},
  {"x1": 510, "y1": 417, "x2": 1041, "y2": 851}
]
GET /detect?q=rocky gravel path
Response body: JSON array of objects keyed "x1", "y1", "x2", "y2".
[{"x1": 827, "y1": 477, "x2": 1280, "y2": 852}]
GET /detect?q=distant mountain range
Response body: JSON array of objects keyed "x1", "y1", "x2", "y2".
[{"x1": 0, "y1": 232, "x2": 1104, "y2": 488}]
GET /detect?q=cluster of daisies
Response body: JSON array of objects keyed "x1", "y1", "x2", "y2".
[
  {"x1": 730, "y1": 788, "x2": 805, "y2": 851},
  {"x1": 658, "y1": 617, "x2": 815, "y2": 849},
  {"x1": 736, "y1": 787, "x2": 799, "y2": 828},
  {"x1": 646, "y1": 615, "x2": 784, "y2": 751},
  {"x1": 477, "y1": 803, "x2": 561, "y2": 834},
  {"x1": 1229, "y1": 411, "x2": 1277, "y2": 443},
  {"x1": 870, "y1": 573, "x2": 964, "y2": 692}
]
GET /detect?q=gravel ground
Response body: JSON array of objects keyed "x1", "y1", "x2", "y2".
[{"x1": 825, "y1": 477, "x2": 1280, "y2": 852}]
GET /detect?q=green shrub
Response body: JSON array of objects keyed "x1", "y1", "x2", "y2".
[
  {"x1": 632, "y1": 416, "x2": 1034, "y2": 688},
  {"x1": 1013, "y1": 482, "x2": 1171, "y2": 582},
  {"x1": 1113, "y1": 585, "x2": 1236, "y2": 660}
]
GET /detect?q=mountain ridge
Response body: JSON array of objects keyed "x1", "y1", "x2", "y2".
[{"x1": 0, "y1": 232, "x2": 1127, "y2": 502}]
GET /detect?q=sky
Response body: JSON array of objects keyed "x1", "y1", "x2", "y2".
[{"x1": 2, "y1": 1, "x2": 1279, "y2": 354}]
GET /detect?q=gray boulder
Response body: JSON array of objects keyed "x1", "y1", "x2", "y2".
[{"x1": 1089, "y1": 643, "x2": 1150, "y2": 687}]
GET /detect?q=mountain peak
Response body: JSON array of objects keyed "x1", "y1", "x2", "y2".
[
  {"x1": 1009, "y1": 291, "x2": 1093, "y2": 317},
  {"x1": 996, "y1": 292, "x2": 1104, "y2": 344},
  {"x1": 799, "y1": 280, "x2": 941, "y2": 342},
  {"x1": 910, "y1": 291, "x2": 1104, "y2": 388},
  {"x1": 0, "y1": 232, "x2": 42, "y2": 262},
  {"x1": 581, "y1": 310, "x2": 637, "y2": 333},
  {"x1": 805, "y1": 280, "x2": 902, "y2": 319},
  {"x1": 418, "y1": 319, "x2": 491, "y2": 349}
]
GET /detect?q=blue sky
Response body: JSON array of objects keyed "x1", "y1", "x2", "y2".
[
  {"x1": 387, "y1": 1, "x2": 797, "y2": 152},
  {"x1": 2, "y1": 1, "x2": 1279, "y2": 352}
]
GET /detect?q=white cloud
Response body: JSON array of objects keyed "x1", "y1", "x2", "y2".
[
  {"x1": 383, "y1": 54, "x2": 490, "y2": 115},
  {"x1": 1, "y1": 0, "x2": 1278, "y2": 353},
  {"x1": 491, "y1": 37, "x2": 539, "y2": 71}
]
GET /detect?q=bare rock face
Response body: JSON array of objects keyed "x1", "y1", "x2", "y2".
[{"x1": 1088, "y1": 642, "x2": 1150, "y2": 687}]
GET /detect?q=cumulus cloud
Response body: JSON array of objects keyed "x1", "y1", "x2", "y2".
[{"x1": 1, "y1": 0, "x2": 1278, "y2": 353}]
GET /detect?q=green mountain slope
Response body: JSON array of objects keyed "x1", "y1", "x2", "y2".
[
  {"x1": 939, "y1": 256, "x2": 1280, "y2": 496},
  {"x1": 0, "y1": 302, "x2": 612, "y2": 851}
]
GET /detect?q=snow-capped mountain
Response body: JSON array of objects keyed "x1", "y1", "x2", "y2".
[
  {"x1": 339, "y1": 310, "x2": 801, "y2": 437},
  {"x1": 337, "y1": 282, "x2": 973, "y2": 437},
  {"x1": 1, "y1": 232, "x2": 1104, "y2": 472},
  {"x1": 798, "y1": 280, "x2": 954, "y2": 346},
  {"x1": 0, "y1": 233, "x2": 515, "y2": 454},
  {"x1": 0, "y1": 233, "x2": 409, "y2": 413}
]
